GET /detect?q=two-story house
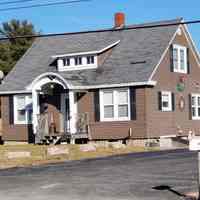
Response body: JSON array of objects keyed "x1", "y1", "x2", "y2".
[{"x1": 0, "y1": 13, "x2": 200, "y2": 145}]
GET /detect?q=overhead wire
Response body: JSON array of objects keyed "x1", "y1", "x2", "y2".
[
  {"x1": 0, "y1": 19, "x2": 199, "y2": 41},
  {"x1": 0, "y1": 0, "x2": 91, "y2": 12}
]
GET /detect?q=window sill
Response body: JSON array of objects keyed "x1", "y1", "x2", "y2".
[
  {"x1": 161, "y1": 109, "x2": 172, "y2": 112},
  {"x1": 173, "y1": 70, "x2": 187, "y2": 74},
  {"x1": 192, "y1": 117, "x2": 200, "y2": 120},
  {"x1": 100, "y1": 117, "x2": 130, "y2": 122}
]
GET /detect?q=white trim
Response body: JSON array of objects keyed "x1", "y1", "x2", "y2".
[
  {"x1": 0, "y1": 90, "x2": 31, "y2": 95},
  {"x1": 71, "y1": 81, "x2": 157, "y2": 90},
  {"x1": 26, "y1": 72, "x2": 70, "y2": 90},
  {"x1": 182, "y1": 24, "x2": 200, "y2": 67},
  {"x1": 149, "y1": 26, "x2": 179, "y2": 81},
  {"x1": 58, "y1": 55, "x2": 98, "y2": 72},
  {"x1": 69, "y1": 90, "x2": 77, "y2": 134},
  {"x1": 149, "y1": 24, "x2": 200, "y2": 81},
  {"x1": 100, "y1": 88, "x2": 130, "y2": 122},
  {"x1": 51, "y1": 40, "x2": 120, "y2": 58},
  {"x1": 161, "y1": 91, "x2": 172, "y2": 112},
  {"x1": 0, "y1": 80, "x2": 157, "y2": 95}
]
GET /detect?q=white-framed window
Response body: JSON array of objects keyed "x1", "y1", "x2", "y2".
[
  {"x1": 100, "y1": 88, "x2": 130, "y2": 121},
  {"x1": 173, "y1": 44, "x2": 187, "y2": 73},
  {"x1": 14, "y1": 95, "x2": 33, "y2": 124},
  {"x1": 161, "y1": 91, "x2": 172, "y2": 111},
  {"x1": 75, "y1": 57, "x2": 82, "y2": 66},
  {"x1": 64, "y1": 58, "x2": 71, "y2": 66},
  {"x1": 58, "y1": 55, "x2": 98, "y2": 71},
  {"x1": 191, "y1": 94, "x2": 200, "y2": 120},
  {"x1": 87, "y1": 56, "x2": 94, "y2": 64}
]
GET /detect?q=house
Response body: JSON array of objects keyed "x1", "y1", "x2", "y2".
[{"x1": 0, "y1": 13, "x2": 200, "y2": 145}]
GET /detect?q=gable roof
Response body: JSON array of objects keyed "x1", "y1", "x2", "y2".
[{"x1": 0, "y1": 18, "x2": 184, "y2": 93}]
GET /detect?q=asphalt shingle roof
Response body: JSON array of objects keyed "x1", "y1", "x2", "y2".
[{"x1": 0, "y1": 18, "x2": 181, "y2": 92}]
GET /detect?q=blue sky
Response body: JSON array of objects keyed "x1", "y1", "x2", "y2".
[{"x1": 0, "y1": 0, "x2": 200, "y2": 49}]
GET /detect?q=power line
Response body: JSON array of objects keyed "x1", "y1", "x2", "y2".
[
  {"x1": 0, "y1": 0, "x2": 36, "y2": 6},
  {"x1": 0, "y1": 19, "x2": 199, "y2": 41},
  {"x1": 0, "y1": 0, "x2": 91, "y2": 12}
]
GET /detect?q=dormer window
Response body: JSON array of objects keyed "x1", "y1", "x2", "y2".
[
  {"x1": 87, "y1": 56, "x2": 94, "y2": 64},
  {"x1": 53, "y1": 40, "x2": 120, "y2": 72},
  {"x1": 75, "y1": 57, "x2": 82, "y2": 66},
  {"x1": 65, "y1": 58, "x2": 71, "y2": 66}
]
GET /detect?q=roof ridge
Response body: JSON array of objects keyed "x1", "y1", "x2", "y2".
[
  {"x1": 32, "y1": 18, "x2": 183, "y2": 39},
  {"x1": 126, "y1": 18, "x2": 183, "y2": 29}
]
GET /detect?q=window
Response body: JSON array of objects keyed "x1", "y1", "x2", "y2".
[
  {"x1": 87, "y1": 56, "x2": 94, "y2": 64},
  {"x1": 75, "y1": 57, "x2": 82, "y2": 65},
  {"x1": 161, "y1": 91, "x2": 172, "y2": 111},
  {"x1": 173, "y1": 44, "x2": 187, "y2": 73},
  {"x1": 191, "y1": 94, "x2": 200, "y2": 120},
  {"x1": 57, "y1": 55, "x2": 97, "y2": 71},
  {"x1": 100, "y1": 88, "x2": 130, "y2": 121},
  {"x1": 65, "y1": 58, "x2": 71, "y2": 66},
  {"x1": 14, "y1": 95, "x2": 33, "y2": 124}
]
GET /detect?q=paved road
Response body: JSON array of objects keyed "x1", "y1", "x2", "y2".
[{"x1": 0, "y1": 149, "x2": 198, "y2": 200}]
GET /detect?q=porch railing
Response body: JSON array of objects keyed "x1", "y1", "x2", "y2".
[
  {"x1": 75, "y1": 112, "x2": 89, "y2": 134},
  {"x1": 35, "y1": 112, "x2": 90, "y2": 142}
]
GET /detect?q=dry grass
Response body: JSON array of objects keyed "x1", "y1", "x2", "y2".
[{"x1": 0, "y1": 144, "x2": 160, "y2": 169}]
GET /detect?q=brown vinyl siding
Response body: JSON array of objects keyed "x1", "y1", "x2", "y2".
[
  {"x1": 1, "y1": 96, "x2": 33, "y2": 142},
  {"x1": 146, "y1": 26, "x2": 200, "y2": 138},
  {"x1": 77, "y1": 88, "x2": 147, "y2": 140}
]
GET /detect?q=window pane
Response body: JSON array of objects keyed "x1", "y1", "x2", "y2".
[
  {"x1": 17, "y1": 110, "x2": 26, "y2": 122},
  {"x1": 104, "y1": 105, "x2": 114, "y2": 118},
  {"x1": 162, "y1": 101, "x2": 169, "y2": 108},
  {"x1": 118, "y1": 90, "x2": 128, "y2": 104},
  {"x1": 118, "y1": 105, "x2": 128, "y2": 117},
  {"x1": 192, "y1": 107, "x2": 196, "y2": 117},
  {"x1": 103, "y1": 92, "x2": 113, "y2": 105},
  {"x1": 17, "y1": 96, "x2": 25, "y2": 110},
  {"x1": 162, "y1": 94, "x2": 169, "y2": 108},
  {"x1": 198, "y1": 108, "x2": 200, "y2": 117},
  {"x1": 180, "y1": 49, "x2": 185, "y2": 70},
  {"x1": 75, "y1": 57, "x2": 82, "y2": 65},
  {"x1": 173, "y1": 48, "x2": 178, "y2": 70},
  {"x1": 87, "y1": 56, "x2": 94, "y2": 64},
  {"x1": 65, "y1": 58, "x2": 70, "y2": 66},
  {"x1": 198, "y1": 97, "x2": 200, "y2": 106},
  {"x1": 192, "y1": 97, "x2": 195, "y2": 106},
  {"x1": 78, "y1": 57, "x2": 82, "y2": 65},
  {"x1": 27, "y1": 109, "x2": 33, "y2": 123}
]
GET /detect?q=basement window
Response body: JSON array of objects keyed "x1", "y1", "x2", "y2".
[{"x1": 14, "y1": 95, "x2": 33, "y2": 124}]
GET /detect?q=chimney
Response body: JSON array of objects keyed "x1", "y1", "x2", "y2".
[{"x1": 114, "y1": 12, "x2": 125, "y2": 28}]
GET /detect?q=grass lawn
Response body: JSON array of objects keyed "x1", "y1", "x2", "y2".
[{"x1": 0, "y1": 144, "x2": 160, "y2": 169}]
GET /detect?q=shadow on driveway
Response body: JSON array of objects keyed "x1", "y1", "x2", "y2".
[{"x1": 152, "y1": 185, "x2": 197, "y2": 200}]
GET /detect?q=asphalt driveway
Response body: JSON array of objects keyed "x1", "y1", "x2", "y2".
[{"x1": 0, "y1": 149, "x2": 198, "y2": 200}]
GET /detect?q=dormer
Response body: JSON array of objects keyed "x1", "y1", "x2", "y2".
[
  {"x1": 56, "y1": 54, "x2": 98, "y2": 71},
  {"x1": 52, "y1": 40, "x2": 120, "y2": 72}
]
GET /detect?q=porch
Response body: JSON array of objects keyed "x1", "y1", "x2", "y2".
[{"x1": 29, "y1": 73, "x2": 89, "y2": 144}]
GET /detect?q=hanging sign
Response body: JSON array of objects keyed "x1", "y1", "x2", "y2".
[{"x1": 176, "y1": 75, "x2": 186, "y2": 92}]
